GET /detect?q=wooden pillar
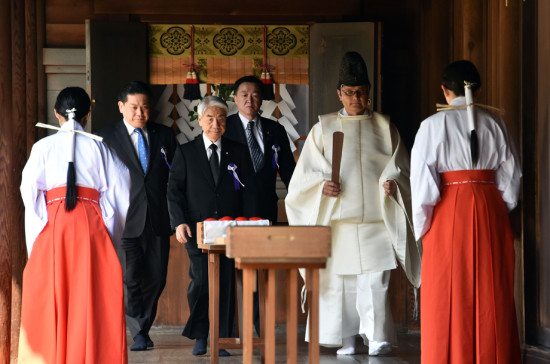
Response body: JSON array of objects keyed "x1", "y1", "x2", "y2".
[
  {"x1": 25, "y1": 0, "x2": 38, "y2": 155},
  {"x1": 419, "y1": 0, "x2": 452, "y2": 119},
  {"x1": 8, "y1": 0, "x2": 38, "y2": 359},
  {"x1": 453, "y1": 0, "x2": 486, "y2": 88},
  {"x1": 11, "y1": 0, "x2": 28, "y2": 359},
  {"x1": 0, "y1": 0, "x2": 13, "y2": 361},
  {"x1": 0, "y1": 0, "x2": 35, "y2": 362}
]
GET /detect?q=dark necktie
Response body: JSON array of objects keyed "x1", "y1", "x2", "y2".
[
  {"x1": 209, "y1": 143, "x2": 220, "y2": 183},
  {"x1": 136, "y1": 128, "x2": 149, "y2": 172},
  {"x1": 246, "y1": 121, "x2": 264, "y2": 172}
]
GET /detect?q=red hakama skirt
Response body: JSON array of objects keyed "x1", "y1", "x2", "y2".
[
  {"x1": 18, "y1": 187, "x2": 127, "y2": 364},
  {"x1": 421, "y1": 170, "x2": 521, "y2": 364}
]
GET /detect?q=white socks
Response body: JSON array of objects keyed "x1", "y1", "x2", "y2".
[
  {"x1": 368, "y1": 340, "x2": 392, "y2": 356},
  {"x1": 336, "y1": 336, "x2": 356, "y2": 355},
  {"x1": 336, "y1": 336, "x2": 393, "y2": 356}
]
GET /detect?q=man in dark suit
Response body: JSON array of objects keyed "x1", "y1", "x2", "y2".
[
  {"x1": 97, "y1": 81, "x2": 177, "y2": 351},
  {"x1": 167, "y1": 96, "x2": 256, "y2": 357},
  {"x1": 224, "y1": 75, "x2": 296, "y2": 335},
  {"x1": 224, "y1": 75, "x2": 296, "y2": 223}
]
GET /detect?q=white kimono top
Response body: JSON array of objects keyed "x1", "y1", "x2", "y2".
[
  {"x1": 410, "y1": 96, "x2": 522, "y2": 241},
  {"x1": 20, "y1": 119, "x2": 131, "y2": 256},
  {"x1": 286, "y1": 109, "x2": 421, "y2": 288}
]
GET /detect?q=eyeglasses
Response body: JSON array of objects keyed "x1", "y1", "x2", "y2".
[{"x1": 340, "y1": 87, "x2": 369, "y2": 98}]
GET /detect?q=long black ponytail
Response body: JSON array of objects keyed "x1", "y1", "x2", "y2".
[{"x1": 53, "y1": 87, "x2": 91, "y2": 211}]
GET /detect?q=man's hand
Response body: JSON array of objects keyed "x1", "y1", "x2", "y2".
[
  {"x1": 322, "y1": 181, "x2": 341, "y2": 197},
  {"x1": 176, "y1": 224, "x2": 192, "y2": 244},
  {"x1": 383, "y1": 180, "x2": 397, "y2": 196}
]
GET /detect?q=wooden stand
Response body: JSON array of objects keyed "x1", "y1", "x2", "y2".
[
  {"x1": 226, "y1": 226, "x2": 331, "y2": 364},
  {"x1": 197, "y1": 222, "x2": 266, "y2": 364}
]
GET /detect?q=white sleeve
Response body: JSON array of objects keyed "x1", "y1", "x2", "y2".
[
  {"x1": 98, "y1": 144, "x2": 130, "y2": 249},
  {"x1": 20, "y1": 145, "x2": 48, "y2": 257},
  {"x1": 494, "y1": 118, "x2": 522, "y2": 211},
  {"x1": 285, "y1": 122, "x2": 334, "y2": 226},
  {"x1": 410, "y1": 119, "x2": 442, "y2": 241}
]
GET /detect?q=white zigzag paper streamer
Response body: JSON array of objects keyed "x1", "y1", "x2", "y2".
[{"x1": 279, "y1": 84, "x2": 296, "y2": 110}]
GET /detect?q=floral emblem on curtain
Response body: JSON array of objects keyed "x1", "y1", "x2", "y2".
[
  {"x1": 213, "y1": 27, "x2": 245, "y2": 56},
  {"x1": 194, "y1": 26, "x2": 216, "y2": 55},
  {"x1": 242, "y1": 27, "x2": 263, "y2": 55},
  {"x1": 160, "y1": 27, "x2": 191, "y2": 55},
  {"x1": 267, "y1": 27, "x2": 297, "y2": 56}
]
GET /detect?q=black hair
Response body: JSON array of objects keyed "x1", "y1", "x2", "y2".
[
  {"x1": 54, "y1": 87, "x2": 91, "y2": 122},
  {"x1": 442, "y1": 60, "x2": 482, "y2": 165},
  {"x1": 233, "y1": 75, "x2": 263, "y2": 96},
  {"x1": 54, "y1": 87, "x2": 92, "y2": 212},
  {"x1": 118, "y1": 81, "x2": 153, "y2": 103},
  {"x1": 441, "y1": 60, "x2": 481, "y2": 96}
]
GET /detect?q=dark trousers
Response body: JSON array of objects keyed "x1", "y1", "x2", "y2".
[
  {"x1": 118, "y1": 221, "x2": 170, "y2": 339},
  {"x1": 182, "y1": 244, "x2": 236, "y2": 340}
]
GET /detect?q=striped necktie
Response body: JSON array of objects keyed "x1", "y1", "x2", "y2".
[{"x1": 246, "y1": 121, "x2": 263, "y2": 172}]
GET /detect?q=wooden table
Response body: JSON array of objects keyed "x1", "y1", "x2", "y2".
[
  {"x1": 197, "y1": 237, "x2": 265, "y2": 364},
  {"x1": 226, "y1": 226, "x2": 331, "y2": 364}
]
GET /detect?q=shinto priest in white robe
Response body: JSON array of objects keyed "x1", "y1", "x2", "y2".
[{"x1": 285, "y1": 109, "x2": 421, "y2": 346}]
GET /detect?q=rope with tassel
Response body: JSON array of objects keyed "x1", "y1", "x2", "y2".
[
  {"x1": 184, "y1": 25, "x2": 201, "y2": 101},
  {"x1": 260, "y1": 26, "x2": 275, "y2": 101}
]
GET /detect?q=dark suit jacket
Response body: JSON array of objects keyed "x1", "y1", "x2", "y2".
[
  {"x1": 224, "y1": 114, "x2": 296, "y2": 221},
  {"x1": 167, "y1": 136, "x2": 257, "y2": 248},
  {"x1": 97, "y1": 120, "x2": 177, "y2": 238}
]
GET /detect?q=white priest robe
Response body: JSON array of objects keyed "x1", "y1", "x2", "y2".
[{"x1": 285, "y1": 109, "x2": 421, "y2": 346}]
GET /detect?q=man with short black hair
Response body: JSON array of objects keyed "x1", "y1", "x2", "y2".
[
  {"x1": 224, "y1": 75, "x2": 296, "y2": 223},
  {"x1": 97, "y1": 81, "x2": 177, "y2": 351}
]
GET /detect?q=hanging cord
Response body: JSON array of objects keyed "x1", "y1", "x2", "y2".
[
  {"x1": 260, "y1": 26, "x2": 275, "y2": 100},
  {"x1": 36, "y1": 112, "x2": 104, "y2": 211},
  {"x1": 183, "y1": 25, "x2": 201, "y2": 100},
  {"x1": 65, "y1": 108, "x2": 77, "y2": 211},
  {"x1": 464, "y1": 82, "x2": 478, "y2": 167},
  {"x1": 436, "y1": 82, "x2": 507, "y2": 168}
]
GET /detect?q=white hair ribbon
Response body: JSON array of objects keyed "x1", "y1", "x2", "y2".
[
  {"x1": 464, "y1": 82, "x2": 475, "y2": 133},
  {"x1": 66, "y1": 108, "x2": 77, "y2": 121}
]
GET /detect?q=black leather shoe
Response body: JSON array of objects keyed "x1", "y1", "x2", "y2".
[
  {"x1": 219, "y1": 349, "x2": 231, "y2": 357},
  {"x1": 192, "y1": 338, "x2": 207, "y2": 356},
  {"x1": 130, "y1": 333, "x2": 148, "y2": 351},
  {"x1": 144, "y1": 333, "x2": 154, "y2": 348}
]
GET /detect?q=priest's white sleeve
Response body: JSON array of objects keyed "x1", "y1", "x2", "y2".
[
  {"x1": 380, "y1": 122, "x2": 421, "y2": 288},
  {"x1": 285, "y1": 122, "x2": 334, "y2": 226}
]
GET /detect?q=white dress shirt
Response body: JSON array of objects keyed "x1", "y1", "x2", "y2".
[
  {"x1": 238, "y1": 113, "x2": 264, "y2": 153},
  {"x1": 202, "y1": 133, "x2": 222, "y2": 161},
  {"x1": 123, "y1": 119, "x2": 149, "y2": 153}
]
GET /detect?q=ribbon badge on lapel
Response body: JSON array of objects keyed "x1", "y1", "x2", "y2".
[
  {"x1": 271, "y1": 144, "x2": 280, "y2": 169},
  {"x1": 161, "y1": 146, "x2": 171, "y2": 169},
  {"x1": 227, "y1": 163, "x2": 245, "y2": 190}
]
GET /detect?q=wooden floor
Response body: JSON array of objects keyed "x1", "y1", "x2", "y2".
[{"x1": 128, "y1": 325, "x2": 420, "y2": 363}]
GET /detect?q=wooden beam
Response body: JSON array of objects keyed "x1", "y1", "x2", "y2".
[
  {"x1": 0, "y1": 0, "x2": 13, "y2": 361},
  {"x1": 92, "y1": 0, "x2": 361, "y2": 17}
]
